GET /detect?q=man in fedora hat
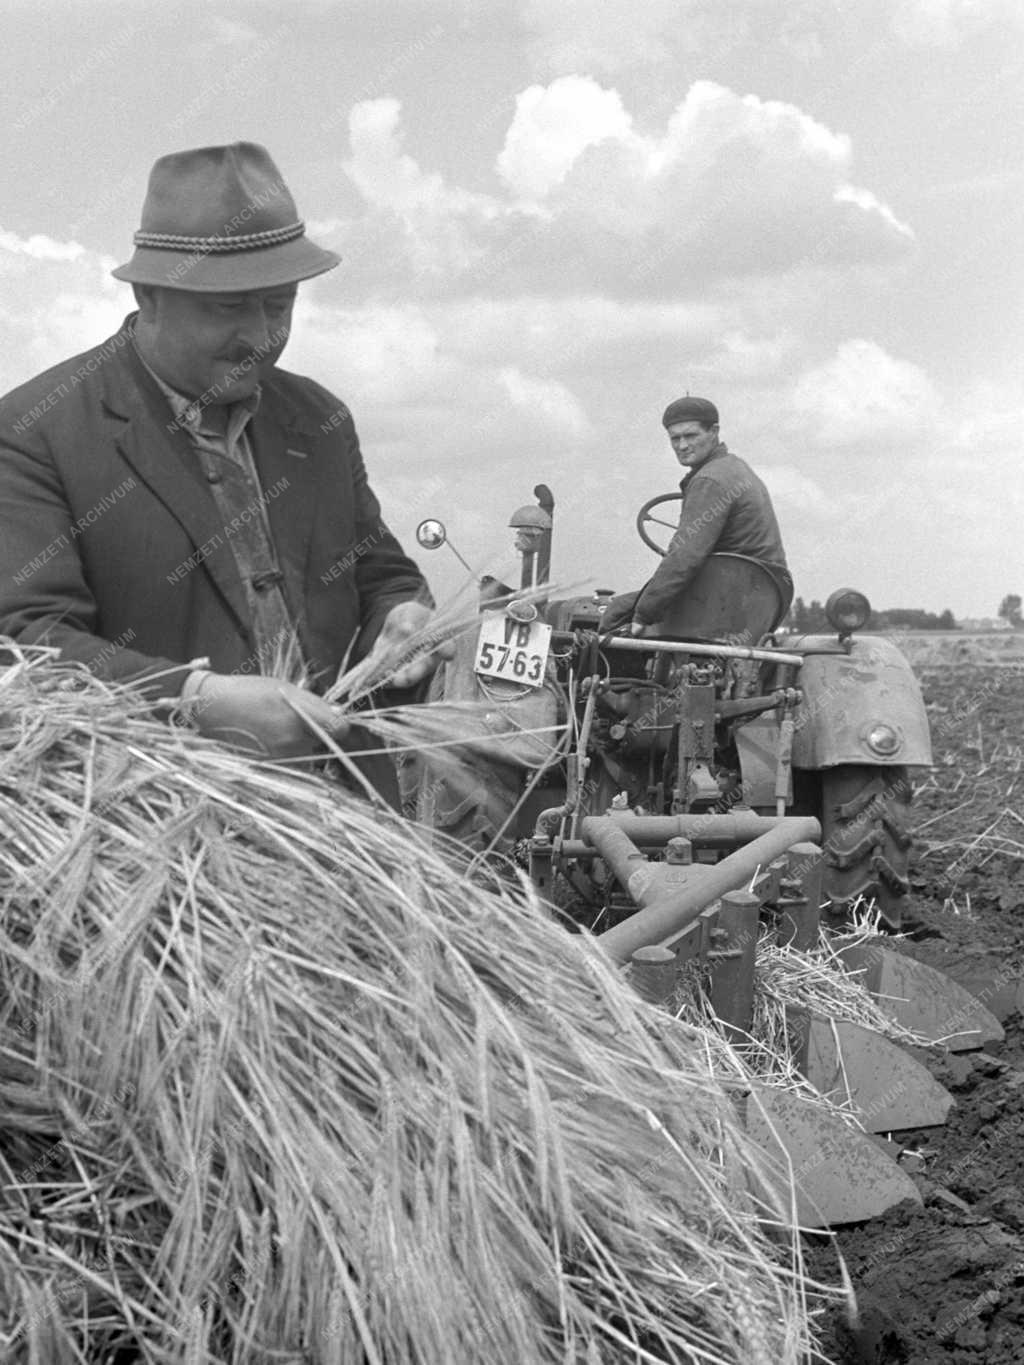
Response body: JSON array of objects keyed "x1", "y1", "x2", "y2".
[
  {"x1": 0, "y1": 143, "x2": 447, "y2": 765},
  {"x1": 602, "y1": 395, "x2": 791, "y2": 634}
]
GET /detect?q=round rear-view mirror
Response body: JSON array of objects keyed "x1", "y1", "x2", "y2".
[{"x1": 415, "y1": 519, "x2": 447, "y2": 550}]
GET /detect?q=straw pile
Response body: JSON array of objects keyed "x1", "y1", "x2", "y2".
[{"x1": 0, "y1": 648, "x2": 827, "y2": 1364}]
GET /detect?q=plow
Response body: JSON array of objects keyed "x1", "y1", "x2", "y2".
[{"x1": 415, "y1": 485, "x2": 1005, "y2": 1230}]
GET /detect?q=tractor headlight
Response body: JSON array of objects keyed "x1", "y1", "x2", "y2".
[
  {"x1": 825, "y1": 589, "x2": 871, "y2": 636},
  {"x1": 864, "y1": 722, "x2": 902, "y2": 756}
]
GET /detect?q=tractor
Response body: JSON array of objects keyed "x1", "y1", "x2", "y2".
[
  {"x1": 410, "y1": 484, "x2": 1005, "y2": 1229},
  {"x1": 415, "y1": 483, "x2": 930, "y2": 933}
]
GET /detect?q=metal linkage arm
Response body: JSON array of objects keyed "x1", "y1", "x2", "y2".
[
  {"x1": 588, "y1": 814, "x2": 821, "y2": 964},
  {"x1": 604, "y1": 636, "x2": 804, "y2": 666},
  {"x1": 599, "y1": 811, "x2": 819, "y2": 849}
]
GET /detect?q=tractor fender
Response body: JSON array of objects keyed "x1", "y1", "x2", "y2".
[
  {"x1": 431, "y1": 620, "x2": 562, "y2": 769},
  {"x1": 789, "y1": 634, "x2": 932, "y2": 769}
]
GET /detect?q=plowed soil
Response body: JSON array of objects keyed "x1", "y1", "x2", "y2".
[{"x1": 817, "y1": 639, "x2": 1024, "y2": 1364}]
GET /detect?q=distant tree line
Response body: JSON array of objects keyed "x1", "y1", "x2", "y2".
[
  {"x1": 998, "y1": 594, "x2": 1022, "y2": 628},
  {"x1": 787, "y1": 598, "x2": 958, "y2": 632}
]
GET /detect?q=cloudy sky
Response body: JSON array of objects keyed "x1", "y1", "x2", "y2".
[{"x1": 2, "y1": 0, "x2": 1020, "y2": 617}]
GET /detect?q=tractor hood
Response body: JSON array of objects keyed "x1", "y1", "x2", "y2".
[
  {"x1": 789, "y1": 634, "x2": 933, "y2": 769},
  {"x1": 786, "y1": 633, "x2": 874, "y2": 655}
]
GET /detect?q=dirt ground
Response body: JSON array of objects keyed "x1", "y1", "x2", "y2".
[{"x1": 815, "y1": 635, "x2": 1024, "y2": 1364}]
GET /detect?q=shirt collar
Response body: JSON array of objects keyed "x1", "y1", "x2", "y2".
[{"x1": 133, "y1": 339, "x2": 261, "y2": 439}]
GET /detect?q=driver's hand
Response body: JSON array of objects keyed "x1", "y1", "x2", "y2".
[
  {"x1": 599, "y1": 590, "x2": 640, "y2": 633},
  {"x1": 627, "y1": 620, "x2": 646, "y2": 636}
]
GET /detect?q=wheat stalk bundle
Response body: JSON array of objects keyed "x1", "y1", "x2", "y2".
[{"x1": 0, "y1": 647, "x2": 830, "y2": 1364}]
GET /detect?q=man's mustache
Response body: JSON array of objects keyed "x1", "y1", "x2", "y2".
[{"x1": 223, "y1": 329, "x2": 288, "y2": 366}]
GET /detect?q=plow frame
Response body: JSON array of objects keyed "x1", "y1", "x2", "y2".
[
  {"x1": 550, "y1": 809, "x2": 1001, "y2": 1229},
  {"x1": 533, "y1": 811, "x2": 824, "y2": 1036}
]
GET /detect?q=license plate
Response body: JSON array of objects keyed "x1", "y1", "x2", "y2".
[{"x1": 474, "y1": 612, "x2": 551, "y2": 687}]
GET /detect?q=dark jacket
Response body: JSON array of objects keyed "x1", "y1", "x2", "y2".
[
  {"x1": 0, "y1": 317, "x2": 428, "y2": 697},
  {"x1": 633, "y1": 443, "x2": 788, "y2": 625}
]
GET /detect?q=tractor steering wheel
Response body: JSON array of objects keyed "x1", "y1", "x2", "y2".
[{"x1": 636, "y1": 492, "x2": 684, "y2": 557}]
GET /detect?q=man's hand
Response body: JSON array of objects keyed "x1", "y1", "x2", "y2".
[
  {"x1": 599, "y1": 590, "x2": 641, "y2": 635},
  {"x1": 347, "y1": 600, "x2": 456, "y2": 693},
  {"x1": 189, "y1": 674, "x2": 350, "y2": 758}
]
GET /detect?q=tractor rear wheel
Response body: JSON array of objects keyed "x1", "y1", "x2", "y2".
[{"x1": 816, "y1": 765, "x2": 914, "y2": 928}]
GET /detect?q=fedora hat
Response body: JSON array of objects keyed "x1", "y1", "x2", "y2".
[{"x1": 112, "y1": 142, "x2": 339, "y2": 292}]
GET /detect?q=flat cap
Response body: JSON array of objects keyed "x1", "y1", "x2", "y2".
[{"x1": 662, "y1": 396, "x2": 719, "y2": 428}]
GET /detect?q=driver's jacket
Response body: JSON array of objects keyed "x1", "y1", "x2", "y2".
[{"x1": 632, "y1": 443, "x2": 788, "y2": 626}]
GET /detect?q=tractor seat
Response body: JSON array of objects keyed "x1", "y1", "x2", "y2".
[{"x1": 644, "y1": 553, "x2": 793, "y2": 646}]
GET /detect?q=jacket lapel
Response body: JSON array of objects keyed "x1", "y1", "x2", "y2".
[
  {"x1": 248, "y1": 390, "x2": 323, "y2": 609},
  {"x1": 104, "y1": 336, "x2": 253, "y2": 635}
]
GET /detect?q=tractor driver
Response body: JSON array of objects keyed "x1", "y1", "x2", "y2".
[{"x1": 602, "y1": 396, "x2": 791, "y2": 635}]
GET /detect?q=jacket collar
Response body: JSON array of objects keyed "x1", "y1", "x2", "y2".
[{"x1": 678, "y1": 440, "x2": 728, "y2": 492}]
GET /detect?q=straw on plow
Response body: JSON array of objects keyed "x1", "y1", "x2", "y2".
[
  {"x1": 0, "y1": 647, "x2": 835, "y2": 1363},
  {"x1": 666, "y1": 928, "x2": 922, "y2": 1133},
  {"x1": 755, "y1": 930, "x2": 933, "y2": 1052}
]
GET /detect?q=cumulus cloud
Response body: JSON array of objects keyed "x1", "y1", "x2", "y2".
[
  {"x1": 790, "y1": 339, "x2": 939, "y2": 447},
  {"x1": 0, "y1": 238, "x2": 128, "y2": 393},
  {"x1": 493, "y1": 80, "x2": 913, "y2": 291},
  {"x1": 285, "y1": 298, "x2": 593, "y2": 459},
  {"x1": 34, "y1": 282, "x2": 126, "y2": 343},
  {"x1": 336, "y1": 81, "x2": 914, "y2": 300},
  {"x1": 340, "y1": 98, "x2": 505, "y2": 280},
  {"x1": 497, "y1": 76, "x2": 632, "y2": 198},
  {"x1": 347, "y1": 98, "x2": 452, "y2": 212},
  {"x1": 0, "y1": 227, "x2": 86, "y2": 263},
  {"x1": 833, "y1": 185, "x2": 913, "y2": 239}
]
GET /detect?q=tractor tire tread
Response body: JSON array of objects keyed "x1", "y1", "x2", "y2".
[{"x1": 820, "y1": 764, "x2": 913, "y2": 928}]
